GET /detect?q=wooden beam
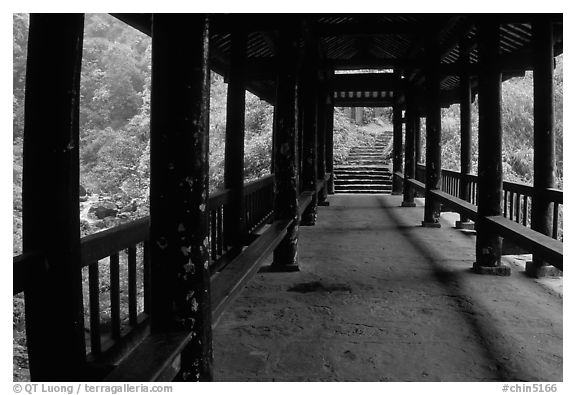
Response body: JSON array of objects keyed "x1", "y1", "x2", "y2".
[
  {"x1": 111, "y1": 13, "x2": 151, "y2": 35},
  {"x1": 318, "y1": 21, "x2": 422, "y2": 36},
  {"x1": 149, "y1": 14, "x2": 213, "y2": 380},
  {"x1": 329, "y1": 56, "x2": 423, "y2": 71},
  {"x1": 330, "y1": 72, "x2": 400, "y2": 91},
  {"x1": 22, "y1": 14, "x2": 87, "y2": 381},
  {"x1": 333, "y1": 98, "x2": 394, "y2": 107}
]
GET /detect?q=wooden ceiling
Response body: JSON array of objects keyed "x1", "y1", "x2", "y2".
[{"x1": 113, "y1": 13, "x2": 563, "y2": 108}]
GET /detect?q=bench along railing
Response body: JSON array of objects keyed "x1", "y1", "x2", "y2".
[
  {"x1": 396, "y1": 171, "x2": 562, "y2": 271},
  {"x1": 414, "y1": 164, "x2": 563, "y2": 240},
  {"x1": 13, "y1": 176, "x2": 312, "y2": 380}
]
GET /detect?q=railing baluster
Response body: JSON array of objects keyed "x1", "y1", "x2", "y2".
[
  {"x1": 515, "y1": 192, "x2": 521, "y2": 223},
  {"x1": 110, "y1": 253, "x2": 121, "y2": 339},
  {"x1": 552, "y1": 202, "x2": 559, "y2": 239},
  {"x1": 217, "y1": 206, "x2": 223, "y2": 256},
  {"x1": 143, "y1": 241, "x2": 151, "y2": 314},
  {"x1": 88, "y1": 262, "x2": 101, "y2": 355},
  {"x1": 210, "y1": 210, "x2": 217, "y2": 260},
  {"x1": 503, "y1": 190, "x2": 508, "y2": 217},
  {"x1": 127, "y1": 246, "x2": 137, "y2": 326},
  {"x1": 522, "y1": 195, "x2": 528, "y2": 226}
]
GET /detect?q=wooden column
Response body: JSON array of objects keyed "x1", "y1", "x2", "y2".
[
  {"x1": 297, "y1": 79, "x2": 305, "y2": 193},
  {"x1": 474, "y1": 18, "x2": 509, "y2": 275},
  {"x1": 317, "y1": 76, "x2": 329, "y2": 206},
  {"x1": 422, "y1": 40, "x2": 442, "y2": 228},
  {"x1": 326, "y1": 95, "x2": 335, "y2": 195},
  {"x1": 22, "y1": 14, "x2": 86, "y2": 381},
  {"x1": 401, "y1": 89, "x2": 416, "y2": 207},
  {"x1": 392, "y1": 69, "x2": 404, "y2": 195},
  {"x1": 527, "y1": 17, "x2": 560, "y2": 277},
  {"x1": 414, "y1": 114, "x2": 422, "y2": 164},
  {"x1": 300, "y1": 39, "x2": 319, "y2": 226},
  {"x1": 149, "y1": 14, "x2": 213, "y2": 380},
  {"x1": 456, "y1": 39, "x2": 474, "y2": 229},
  {"x1": 272, "y1": 28, "x2": 300, "y2": 270},
  {"x1": 224, "y1": 29, "x2": 248, "y2": 253}
]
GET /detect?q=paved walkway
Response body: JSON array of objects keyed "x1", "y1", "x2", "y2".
[{"x1": 213, "y1": 194, "x2": 563, "y2": 381}]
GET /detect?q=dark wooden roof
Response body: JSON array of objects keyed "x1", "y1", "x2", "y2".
[{"x1": 113, "y1": 13, "x2": 563, "y2": 108}]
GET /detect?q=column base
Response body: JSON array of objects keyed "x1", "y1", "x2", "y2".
[
  {"x1": 472, "y1": 262, "x2": 511, "y2": 276},
  {"x1": 455, "y1": 221, "x2": 475, "y2": 230},
  {"x1": 401, "y1": 201, "x2": 416, "y2": 207},
  {"x1": 318, "y1": 201, "x2": 330, "y2": 206},
  {"x1": 422, "y1": 221, "x2": 441, "y2": 228},
  {"x1": 392, "y1": 191, "x2": 403, "y2": 196},
  {"x1": 525, "y1": 261, "x2": 562, "y2": 278},
  {"x1": 259, "y1": 264, "x2": 300, "y2": 273}
]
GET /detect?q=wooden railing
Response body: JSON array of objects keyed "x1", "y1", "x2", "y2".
[
  {"x1": 399, "y1": 168, "x2": 562, "y2": 270},
  {"x1": 244, "y1": 174, "x2": 274, "y2": 234},
  {"x1": 13, "y1": 174, "x2": 277, "y2": 366},
  {"x1": 415, "y1": 164, "x2": 563, "y2": 240}
]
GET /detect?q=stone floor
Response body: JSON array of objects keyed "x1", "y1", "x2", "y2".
[{"x1": 213, "y1": 194, "x2": 563, "y2": 382}]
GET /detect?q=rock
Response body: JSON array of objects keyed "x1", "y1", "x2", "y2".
[
  {"x1": 89, "y1": 202, "x2": 118, "y2": 219},
  {"x1": 120, "y1": 200, "x2": 138, "y2": 213},
  {"x1": 79, "y1": 185, "x2": 87, "y2": 197}
]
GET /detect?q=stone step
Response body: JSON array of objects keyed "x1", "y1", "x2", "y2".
[
  {"x1": 334, "y1": 170, "x2": 391, "y2": 176},
  {"x1": 335, "y1": 189, "x2": 392, "y2": 194},
  {"x1": 335, "y1": 175, "x2": 392, "y2": 181},
  {"x1": 334, "y1": 184, "x2": 392, "y2": 190},
  {"x1": 346, "y1": 161, "x2": 389, "y2": 166},
  {"x1": 334, "y1": 167, "x2": 391, "y2": 172},
  {"x1": 336, "y1": 182, "x2": 392, "y2": 186}
]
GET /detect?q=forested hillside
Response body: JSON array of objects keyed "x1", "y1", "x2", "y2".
[{"x1": 12, "y1": 13, "x2": 564, "y2": 256}]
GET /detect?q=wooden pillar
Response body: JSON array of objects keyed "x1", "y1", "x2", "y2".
[
  {"x1": 297, "y1": 79, "x2": 305, "y2": 193},
  {"x1": 224, "y1": 29, "x2": 248, "y2": 253},
  {"x1": 527, "y1": 17, "x2": 560, "y2": 277},
  {"x1": 456, "y1": 39, "x2": 474, "y2": 229},
  {"x1": 422, "y1": 40, "x2": 442, "y2": 228},
  {"x1": 317, "y1": 76, "x2": 329, "y2": 206},
  {"x1": 271, "y1": 104, "x2": 277, "y2": 174},
  {"x1": 414, "y1": 115, "x2": 422, "y2": 164},
  {"x1": 300, "y1": 39, "x2": 319, "y2": 226},
  {"x1": 474, "y1": 18, "x2": 509, "y2": 275},
  {"x1": 149, "y1": 14, "x2": 213, "y2": 380},
  {"x1": 401, "y1": 89, "x2": 416, "y2": 207},
  {"x1": 272, "y1": 27, "x2": 300, "y2": 270},
  {"x1": 326, "y1": 95, "x2": 335, "y2": 195},
  {"x1": 22, "y1": 14, "x2": 86, "y2": 381},
  {"x1": 392, "y1": 69, "x2": 404, "y2": 195}
]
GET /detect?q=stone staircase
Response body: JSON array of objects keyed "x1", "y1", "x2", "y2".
[{"x1": 334, "y1": 131, "x2": 393, "y2": 194}]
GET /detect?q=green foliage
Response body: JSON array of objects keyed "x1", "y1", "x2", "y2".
[
  {"x1": 439, "y1": 56, "x2": 563, "y2": 186},
  {"x1": 333, "y1": 107, "x2": 384, "y2": 164},
  {"x1": 244, "y1": 91, "x2": 273, "y2": 182}
]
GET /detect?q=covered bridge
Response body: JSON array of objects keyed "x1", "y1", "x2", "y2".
[{"x1": 14, "y1": 13, "x2": 563, "y2": 381}]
